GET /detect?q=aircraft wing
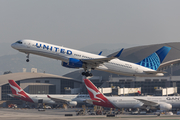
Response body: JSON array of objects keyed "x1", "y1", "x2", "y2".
[
  {"x1": 81, "y1": 48, "x2": 124, "y2": 66},
  {"x1": 47, "y1": 95, "x2": 71, "y2": 104},
  {"x1": 135, "y1": 98, "x2": 158, "y2": 106},
  {"x1": 85, "y1": 99, "x2": 101, "y2": 104},
  {"x1": 157, "y1": 59, "x2": 180, "y2": 71},
  {"x1": 85, "y1": 99, "x2": 100, "y2": 103}
]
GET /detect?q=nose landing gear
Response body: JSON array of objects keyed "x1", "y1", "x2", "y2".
[
  {"x1": 26, "y1": 59, "x2": 29, "y2": 62},
  {"x1": 26, "y1": 54, "x2": 29, "y2": 62}
]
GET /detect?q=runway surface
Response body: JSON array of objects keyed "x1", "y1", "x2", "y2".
[{"x1": 0, "y1": 108, "x2": 180, "y2": 120}]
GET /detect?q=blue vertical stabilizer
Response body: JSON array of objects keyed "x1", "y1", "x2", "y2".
[{"x1": 136, "y1": 46, "x2": 171, "y2": 70}]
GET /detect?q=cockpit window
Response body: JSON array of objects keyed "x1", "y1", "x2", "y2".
[{"x1": 16, "y1": 41, "x2": 22, "y2": 44}]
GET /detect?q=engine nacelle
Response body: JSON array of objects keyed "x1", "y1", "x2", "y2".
[
  {"x1": 158, "y1": 102, "x2": 172, "y2": 111},
  {"x1": 61, "y1": 58, "x2": 83, "y2": 68},
  {"x1": 62, "y1": 62, "x2": 78, "y2": 68},
  {"x1": 68, "y1": 101, "x2": 77, "y2": 106}
]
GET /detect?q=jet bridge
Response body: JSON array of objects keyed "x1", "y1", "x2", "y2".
[
  {"x1": 113, "y1": 87, "x2": 141, "y2": 95},
  {"x1": 97, "y1": 87, "x2": 141, "y2": 95},
  {"x1": 154, "y1": 87, "x2": 177, "y2": 96}
]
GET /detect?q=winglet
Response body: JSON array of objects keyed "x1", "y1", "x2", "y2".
[
  {"x1": 98, "y1": 51, "x2": 103, "y2": 55},
  {"x1": 47, "y1": 95, "x2": 51, "y2": 98},
  {"x1": 114, "y1": 48, "x2": 124, "y2": 58}
]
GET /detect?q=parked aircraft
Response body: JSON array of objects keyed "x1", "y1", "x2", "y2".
[
  {"x1": 84, "y1": 78, "x2": 180, "y2": 111},
  {"x1": 8, "y1": 80, "x2": 89, "y2": 106},
  {"x1": 11, "y1": 39, "x2": 171, "y2": 77}
]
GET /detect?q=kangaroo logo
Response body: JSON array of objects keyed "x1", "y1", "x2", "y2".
[
  {"x1": 9, "y1": 83, "x2": 26, "y2": 98},
  {"x1": 85, "y1": 84, "x2": 105, "y2": 102}
]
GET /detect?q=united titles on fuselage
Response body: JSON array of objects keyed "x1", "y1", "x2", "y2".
[{"x1": 36, "y1": 43, "x2": 72, "y2": 55}]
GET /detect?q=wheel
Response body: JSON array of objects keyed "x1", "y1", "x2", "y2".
[
  {"x1": 26, "y1": 59, "x2": 29, "y2": 62},
  {"x1": 82, "y1": 72, "x2": 86, "y2": 75},
  {"x1": 89, "y1": 73, "x2": 93, "y2": 76},
  {"x1": 85, "y1": 72, "x2": 93, "y2": 77},
  {"x1": 85, "y1": 72, "x2": 90, "y2": 77},
  {"x1": 82, "y1": 72, "x2": 93, "y2": 77}
]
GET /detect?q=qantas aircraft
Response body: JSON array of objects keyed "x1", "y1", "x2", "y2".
[
  {"x1": 11, "y1": 39, "x2": 171, "y2": 77},
  {"x1": 84, "y1": 78, "x2": 180, "y2": 111},
  {"x1": 8, "y1": 80, "x2": 89, "y2": 106}
]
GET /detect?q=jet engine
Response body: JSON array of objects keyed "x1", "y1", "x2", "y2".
[
  {"x1": 61, "y1": 58, "x2": 83, "y2": 68},
  {"x1": 68, "y1": 101, "x2": 77, "y2": 106},
  {"x1": 158, "y1": 102, "x2": 172, "y2": 111}
]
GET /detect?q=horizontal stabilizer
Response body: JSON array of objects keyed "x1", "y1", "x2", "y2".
[
  {"x1": 144, "y1": 71, "x2": 167, "y2": 74},
  {"x1": 158, "y1": 58, "x2": 180, "y2": 71},
  {"x1": 8, "y1": 94, "x2": 21, "y2": 98}
]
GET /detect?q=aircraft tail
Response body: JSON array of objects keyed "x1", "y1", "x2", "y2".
[
  {"x1": 83, "y1": 79, "x2": 114, "y2": 108},
  {"x1": 136, "y1": 46, "x2": 171, "y2": 70},
  {"x1": 8, "y1": 80, "x2": 34, "y2": 103}
]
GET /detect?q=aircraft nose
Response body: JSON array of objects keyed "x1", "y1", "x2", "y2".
[{"x1": 11, "y1": 43, "x2": 17, "y2": 49}]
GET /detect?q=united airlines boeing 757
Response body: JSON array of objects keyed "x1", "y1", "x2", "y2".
[{"x1": 11, "y1": 39, "x2": 171, "y2": 77}]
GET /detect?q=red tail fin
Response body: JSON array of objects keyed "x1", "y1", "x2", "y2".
[
  {"x1": 8, "y1": 80, "x2": 34, "y2": 103},
  {"x1": 84, "y1": 79, "x2": 114, "y2": 108}
]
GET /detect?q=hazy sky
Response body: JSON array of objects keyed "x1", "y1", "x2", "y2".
[{"x1": 0, "y1": 0, "x2": 180, "y2": 49}]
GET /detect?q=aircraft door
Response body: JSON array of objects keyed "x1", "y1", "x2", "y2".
[
  {"x1": 135, "y1": 67, "x2": 138, "y2": 73},
  {"x1": 27, "y1": 43, "x2": 31, "y2": 48}
]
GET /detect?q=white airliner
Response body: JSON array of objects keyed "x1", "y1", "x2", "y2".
[
  {"x1": 11, "y1": 39, "x2": 171, "y2": 77},
  {"x1": 8, "y1": 80, "x2": 89, "y2": 106},
  {"x1": 84, "y1": 78, "x2": 180, "y2": 111}
]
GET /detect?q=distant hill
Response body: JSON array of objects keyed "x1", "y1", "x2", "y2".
[
  {"x1": 79, "y1": 42, "x2": 138, "y2": 56},
  {"x1": 0, "y1": 42, "x2": 17, "y2": 57},
  {"x1": 0, "y1": 53, "x2": 75, "y2": 75}
]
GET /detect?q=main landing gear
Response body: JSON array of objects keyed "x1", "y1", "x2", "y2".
[
  {"x1": 82, "y1": 72, "x2": 93, "y2": 77},
  {"x1": 26, "y1": 54, "x2": 29, "y2": 62},
  {"x1": 82, "y1": 66, "x2": 93, "y2": 77}
]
